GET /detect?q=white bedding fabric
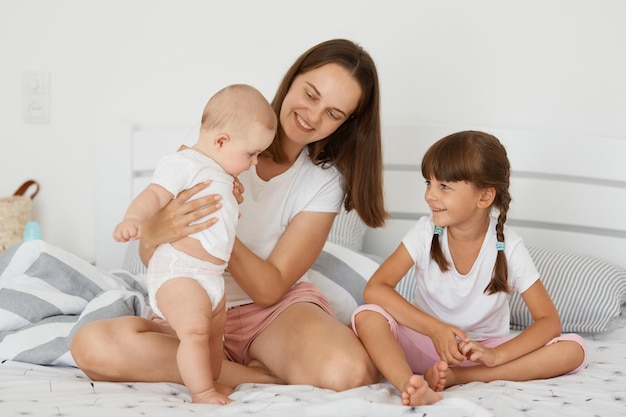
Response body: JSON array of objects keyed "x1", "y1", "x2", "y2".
[
  {"x1": 0, "y1": 314, "x2": 624, "y2": 416},
  {"x1": 0, "y1": 316, "x2": 626, "y2": 417},
  {"x1": 1, "y1": 241, "x2": 625, "y2": 416}
]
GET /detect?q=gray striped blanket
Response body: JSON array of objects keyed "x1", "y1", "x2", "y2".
[{"x1": 0, "y1": 240, "x2": 150, "y2": 367}]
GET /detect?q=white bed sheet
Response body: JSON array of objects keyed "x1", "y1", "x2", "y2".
[
  {"x1": 1, "y1": 309, "x2": 625, "y2": 417},
  {"x1": 446, "y1": 311, "x2": 626, "y2": 416}
]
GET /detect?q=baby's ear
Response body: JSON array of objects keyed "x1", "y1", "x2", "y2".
[{"x1": 215, "y1": 134, "x2": 230, "y2": 148}]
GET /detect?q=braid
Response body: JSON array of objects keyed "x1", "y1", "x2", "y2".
[
  {"x1": 422, "y1": 131, "x2": 512, "y2": 294},
  {"x1": 430, "y1": 227, "x2": 450, "y2": 272},
  {"x1": 485, "y1": 190, "x2": 512, "y2": 294}
]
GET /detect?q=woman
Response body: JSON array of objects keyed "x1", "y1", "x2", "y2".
[{"x1": 71, "y1": 38, "x2": 388, "y2": 392}]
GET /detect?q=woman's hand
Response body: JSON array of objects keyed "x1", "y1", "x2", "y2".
[{"x1": 139, "y1": 181, "x2": 223, "y2": 264}]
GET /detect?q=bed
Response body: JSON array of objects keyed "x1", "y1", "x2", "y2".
[{"x1": 1, "y1": 123, "x2": 625, "y2": 417}]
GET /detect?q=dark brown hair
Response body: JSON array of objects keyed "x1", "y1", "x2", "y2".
[
  {"x1": 421, "y1": 131, "x2": 512, "y2": 294},
  {"x1": 266, "y1": 39, "x2": 387, "y2": 228}
]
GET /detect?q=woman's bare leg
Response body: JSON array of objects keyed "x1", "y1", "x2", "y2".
[
  {"x1": 217, "y1": 359, "x2": 285, "y2": 387},
  {"x1": 246, "y1": 302, "x2": 379, "y2": 391},
  {"x1": 71, "y1": 315, "x2": 276, "y2": 392},
  {"x1": 71, "y1": 316, "x2": 184, "y2": 382}
]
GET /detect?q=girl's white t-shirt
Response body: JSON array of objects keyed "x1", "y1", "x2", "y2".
[
  {"x1": 224, "y1": 149, "x2": 344, "y2": 308},
  {"x1": 402, "y1": 216, "x2": 540, "y2": 340}
]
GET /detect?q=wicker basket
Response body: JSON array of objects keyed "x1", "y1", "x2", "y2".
[{"x1": 0, "y1": 180, "x2": 40, "y2": 252}]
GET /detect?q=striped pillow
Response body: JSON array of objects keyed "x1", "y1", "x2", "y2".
[
  {"x1": 310, "y1": 241, "x2": 380, "y2": 325},
  {"x1": 122, "y1": 240, "x2": 147, "y2": 275},
  {"x1": 122, "y1": 239, "x2": 382, "y2": 326},
  {"x1": 327, "y1": 207, "x2": 368, "y2": 252},
  {"x1": 510, "y1": 245, "x2": 626, "y2": 334},
  {"x1": 395, "y1": 264, "x2": 417, "y2": 301}
]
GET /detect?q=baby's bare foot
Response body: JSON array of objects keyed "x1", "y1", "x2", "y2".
[
  {"x1": 214, "y1": 381, "x2": 234, "y2": 397},
  {"x1": 401, "y1": 374, "x2": 443, "y2": 406},
  {"x1": 192, "y1": 387, "x2": 232, "y2": 405},
  {"x1": 424, "y1": 361, "x2": 448, "y2": 391}
]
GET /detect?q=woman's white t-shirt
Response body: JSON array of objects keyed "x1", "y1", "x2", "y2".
[
  {"x1": 402, "y1": 216, "x2": 540, "y2": 340},
  {"x1": 224, "y1": 149, "x2": 344, "y2": 308}
]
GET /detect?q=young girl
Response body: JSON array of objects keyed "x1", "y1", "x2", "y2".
[{"x1": 352, "y1": 130, "x2": 586, "y2": 406}]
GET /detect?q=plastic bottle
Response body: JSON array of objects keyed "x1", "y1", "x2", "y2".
[{"x1": 23, "y1": 221, "x2": 42, "y2": 241}]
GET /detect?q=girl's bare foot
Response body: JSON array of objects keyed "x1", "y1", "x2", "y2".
[
  {"x1": 401, "y1": 375, "x2": 443, "y2": 406},
  {"x1": 424, "y1": 361, "x2": 448, "y2": 391},
  {"x1": 192, "y1": 387, "x2": 233, "y2": 405}
]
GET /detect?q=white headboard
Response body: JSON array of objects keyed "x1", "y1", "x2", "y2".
[
  {"x1": 95, "y1": 123, "x2": 197, "y2": 270},
  {"x1": 364, "y1": 125, "x2": 626, "y2": 269},
  {"x1": 95, "y1": 123, "x2": 626, "y2": 271}
]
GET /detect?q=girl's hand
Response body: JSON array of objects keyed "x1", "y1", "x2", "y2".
[
  {"x1": 430, "y1": 323, "x2": 469, "y2": 365},
  {"x1": 458, "y1": 340, "x2": 500, "y2": 367}
]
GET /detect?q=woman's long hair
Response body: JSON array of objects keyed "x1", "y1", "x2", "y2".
[{"x1": 266, "y1": 39, "x2": 387, "y2": 228}]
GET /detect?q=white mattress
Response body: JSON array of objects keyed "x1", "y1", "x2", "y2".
[{"x1": 1, "y1": 308, "x2": 624, "y2": 417}]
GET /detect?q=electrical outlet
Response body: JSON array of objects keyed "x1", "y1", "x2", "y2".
[{"x1": 22, "y1": 72, "x2": 50, "y2": 124}]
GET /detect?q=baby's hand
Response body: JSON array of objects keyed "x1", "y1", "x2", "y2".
[
  {"x1": 232, "y1": 176, "x2": 244, "y2": 205},
  {"x1": 113, "y1": 220, "x2": 141, "y2": 242}
]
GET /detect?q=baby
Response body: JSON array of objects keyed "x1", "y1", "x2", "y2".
[{"x1": 113, "y1": 84, "x2": 277, "y2": 404}]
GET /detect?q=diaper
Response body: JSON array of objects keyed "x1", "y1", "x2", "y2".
[{"x1": 147, "y1": 243, "x2": 225, "y2": 318}]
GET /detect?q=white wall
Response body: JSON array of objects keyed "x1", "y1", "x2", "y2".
[{"x1": 1, "y1": 0, "x2": 625, "y2": 263}]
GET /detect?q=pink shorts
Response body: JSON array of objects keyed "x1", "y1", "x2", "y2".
[
  {"x1": 352, "y1": 304, "x2": 587, "y2": 374},
  {"x1": 224, "y1": 282, "x2": 334, "y2": 365}
]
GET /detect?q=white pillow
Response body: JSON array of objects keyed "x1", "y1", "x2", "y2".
[{"x1": 510, "y1": 245, "x2": 626, "y2": 334}]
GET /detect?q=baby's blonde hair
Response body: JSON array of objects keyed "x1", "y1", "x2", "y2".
[{"x1": 201, "y1": 84, "x2": 276, "y2": 134}]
